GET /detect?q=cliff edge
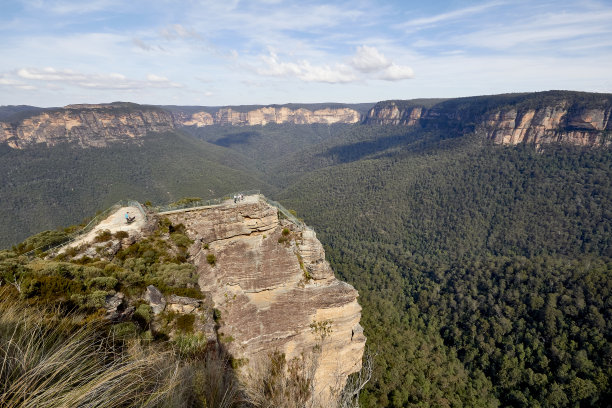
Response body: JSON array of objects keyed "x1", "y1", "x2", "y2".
[{"x1": 164, "y1": 196, "x2": 366, "y2": 403}]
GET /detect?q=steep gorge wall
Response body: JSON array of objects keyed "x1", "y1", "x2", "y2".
[
  {"x1": 0, "y1": 104, "x2": 362, "y2": 149},
  {"x1": 165, "y1": 197, "x2": 365, "y2": 404},
  {"x1": 365, "y1": 98, "x2": 612, "y2": 147},
  {"x1": 0, "y1": 104, "x2": 176, "y2": 148},
  {"x1": 180, "y1": 106, "x2": 362, "y2": 126}
]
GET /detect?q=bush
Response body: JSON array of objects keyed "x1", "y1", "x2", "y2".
[
  {"x1": 282, "y1": 228, "x2": 290, "y2": 236},
  {"x1": 175, "y1": 314, "x2": 195, "y2": 333},
  {"x1": 114, "y1": 230, "x2": 129, "y2": 239},
  {"x1": 87, "y1": 276, "x2": 118, "y2": 291},
  {"x1": 170, "y1": 232, "x2": 192, "y2": 249},
  {"x1": 153, "y1": 263, "x2": 198, "y2": 287},
  {"x1": 14, "y1": 230, "x2": 69, "y2": 255},
  {"x1": 206, "y1": 253, "x2": 216, "y2": 266},
  {"x1": 134, "y1": 304, "x2": 153, "y2": 327},
  {"x1": 94, "y1": 229, "x2": 113, "y2": 243}
]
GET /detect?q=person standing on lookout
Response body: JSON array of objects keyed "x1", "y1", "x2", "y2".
[{"x1": 125, "y1": 212, "x2": 129, "y2": 222}]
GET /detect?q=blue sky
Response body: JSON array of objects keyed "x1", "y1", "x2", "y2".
[{"x1": 1, "y1": 0, "x2": 611, "y2": 107}]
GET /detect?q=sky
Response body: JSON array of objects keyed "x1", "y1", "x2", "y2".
[{"x1": 1, "y1": 0, "x2": 612, "y2": 107}]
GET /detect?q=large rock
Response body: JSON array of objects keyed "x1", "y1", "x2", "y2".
[
  {"x1": 0, "y1": 103, "x2": 176, "y2": 149},
  {"x1": 144, "y1": 285, "x2": 166, "y2": 315},
  {"x1": 166, "y1": 196, "x2": 366, "y2": 404}
]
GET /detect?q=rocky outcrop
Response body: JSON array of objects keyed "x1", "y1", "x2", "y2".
[
  {"x1": 0, "y1": 103, "x2": 362, "y2": 149},
  {"x1": 365, "y1": 102, "x2": 423, "y2": 126},
  {"x1": 364, "y1": 93, "x2": 612, "y2": 148},
  {"x1": 164, "y1": 196, "x2": 365, "y2": 404},
  {"x1": 0, "y1": 103, "x2": 176, "y2": 149},
  {"x1": 181, "y1": 106, "x2": 362, "y2": 127},
  {"x1": 481, "y1": 105, "x2": 612, "y2": 147}
]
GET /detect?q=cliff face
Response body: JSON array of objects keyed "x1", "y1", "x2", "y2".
[
  {"x1": 0, "y1": 103, "x2": 176, "y2": 149},
  {"x1": 164, "y1": 197, "x2": 365, "y2": 404},
  {"x1": 0, "y1": 104, "x2": 361, "y2": 149},
  {"x1": 365, "y1": 97, "x2": 612, "y2": 148},
  {"x1": 181, "y1": 106, "x2": 362, "y2": 126},
  {"x1": 482, "y1": 105, "x2": 611, "y2": 147}
]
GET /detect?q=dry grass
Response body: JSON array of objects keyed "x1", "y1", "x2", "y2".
[{"x1": 0, "y1": 290, "x2": 180, "y2": 408}]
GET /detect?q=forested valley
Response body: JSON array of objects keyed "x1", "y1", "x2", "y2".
[{"x1": 1, "y1": 94, "x2": 610, "y2": 407}]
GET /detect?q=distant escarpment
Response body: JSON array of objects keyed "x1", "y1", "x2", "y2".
[
  {"x1": 0, "y1": 103, "x2": 176, "y2": 149},
  {"x1": 178, "y1": 106, "x2": 362, "y2": 126},
  {"x1": 0, "y1": 103, "x2": 363, "y2": 149},
  {"x1": 365, "y1": 91, "x2": 612, "y2": 147}
]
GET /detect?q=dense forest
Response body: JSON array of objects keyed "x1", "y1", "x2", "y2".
[
  {"x1": 1, "y1": 92, "x2": 611, "y2": 406},
  {"x1": 279, "y1": 136, "x2": 611, "y2": 407}
]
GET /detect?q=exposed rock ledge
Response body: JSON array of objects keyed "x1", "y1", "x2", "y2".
[{"x1": 165, "y1": 197, "x2": 365, "y2": 404}]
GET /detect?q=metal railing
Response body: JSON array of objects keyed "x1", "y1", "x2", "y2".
[
  {"x1": 155, "y1": 190, "x2": 261, "y2": 214},
  {"x1": 24, "y1": 199, "x2": 147, "y2": 258},
  {"x1": 263, "y1": 197, "x2": 307, "y2": 230}
]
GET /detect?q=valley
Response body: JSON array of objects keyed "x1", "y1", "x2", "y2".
[{"x1": 1, "y1": 90, "x2": 611, "y2": 407}]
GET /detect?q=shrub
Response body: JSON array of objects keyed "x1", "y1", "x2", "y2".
[
  {"x1": 206, "y1": 253, "x2": 216, "y2": 266},
  {"x1": 14, "y1": 230, "x2": 69, "y2": 255},
  {"x1": 114, "y1": 230, "x2": 129, "y2": 239},
  {"x1": 111, "y1": 321, "x2": 139, "y2": 339},
  {"x1": 282, "y1": 228, "x2": 290, "y2": 236},
  {"x1": 87, "y1": 276, "x2": 118, "y2": 291},
  {"x1": 85, "y1": 290, "x2": 108, "y2": 309},
  {"x1": 170, "y1": 232, "x2": 192, "y2": 249},
  {"x1": 175, "y1": 314, "x2": 195, "y2": 333},
  {"x1": 94, "y1": 229, "x2": 113, "y2": 243},
  {"x1": 134, "y1": 304, "x2": 153, "y2": 327},
  {"x1": 154, "y1": 263, "x2": 198, "y2": 287}
]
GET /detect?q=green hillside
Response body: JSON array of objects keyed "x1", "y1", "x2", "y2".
[
  {"x1": 1, "y1": 92, "x2": 611, "y2": 407},
  {"x1": 278, "y1": 134, "x2": 611, "y2": 407},
  {"x1": 0, "y1": 130, "x2": 274, "y2": 247}
]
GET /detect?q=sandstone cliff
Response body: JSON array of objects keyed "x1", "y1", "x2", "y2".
[
  {"x1": 365, "y1": 93, "x2": 612, "y2": 148},
  {"x1": 164, "y1": 196, "x2": 365, "y2": 403},
  {"x1": 0, "y1": 103, "x2": 362, "y2": 149},
  {"x1": 0, "y1": 103, "x2": 176, "y2": 148},
  {"x1": 181, "y1": 106, "x2": 362, "y2": 126}
]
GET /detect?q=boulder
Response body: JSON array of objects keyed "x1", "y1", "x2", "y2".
[{"x1": 144, "y1": 285, "x2": 166, "y2": 315}]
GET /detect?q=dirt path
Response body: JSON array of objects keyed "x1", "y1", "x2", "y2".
[{"x1": 63, "y1": 206, "x2": 146, "y2": 250}]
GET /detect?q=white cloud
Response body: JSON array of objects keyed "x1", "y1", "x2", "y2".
[
  {"x1": 257, "y1": 51, "x2": 356, "y2": 83},
  {"x1": 160, "y1": 24, "x2": 202, "y2": 41},
  {"x1": 399, "y1": 1, "x2": 506, "y2": 31},
  {"x1": 379, "y1": 64, "x2": 415, "y2": 81},
  {"x1": 0, "y1": 74, "x2": 37, "y2": 90},
  {"x1": 14, "y1": 67, "x2": 181, "y2": 90},
  {"x1": 350, "y1": 45, "x2": 391, "y2": 73}
]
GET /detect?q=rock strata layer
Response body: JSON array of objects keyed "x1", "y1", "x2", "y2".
[
  {"x1": 165, "y1": 197, "x2": 365, "y2": 403},
  {"x1": 0, "y1": 103, "x2": 175, "y2": 148},
  {"x1": 181, "y1": 106, "x2": 362, "y2": 126},
  {"x1": 365, "y1": 96, "x2": 612, "y2": 148}
]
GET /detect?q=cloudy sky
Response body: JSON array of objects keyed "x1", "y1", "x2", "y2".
[{"x1": 1, "y1": 0, "x2": 611, "y2": 107}]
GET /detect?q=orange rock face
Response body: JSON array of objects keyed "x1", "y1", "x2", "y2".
[
  {"x1": 0, "y1": 104, "x2": 176, "y2": 148},
  {"x1": 165, "y1": 197, "x2": 366, "y2": 404}
]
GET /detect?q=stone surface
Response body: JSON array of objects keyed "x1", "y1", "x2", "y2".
[
  {"x1": 144, "y1": 285, "x2": 166, "y2": 315},
  {"x1": 181, "y1": 106, "x2": 362, "y2": 127},
  {"x1": 167, "y1": 294, "x2": 203, "y2": 314},
  {"x1": 0, "y1": 103, "x2": 176, "y2": 149},
  {"x1": 165, "y1": 196, "x2": 365, "y2": 404},
  {"x1": 364, "y1": 99, "x2": 612, "y2": 148},
  {"x1": 0, "y1": 103, "x2": 361, "y2": 149}
]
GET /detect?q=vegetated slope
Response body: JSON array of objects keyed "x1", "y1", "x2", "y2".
[
  {"x1": 277, "y1": 131, "x2": 612, "y2": 407},
  {"x1": 0, "y1": 105, "x2": 44, "y2": 121},
  {"x1": 0, "y1": 130, "x2": 273, "y2": 248},
  {"x1": 183, "y1": 123, "x2": 357, "y2": 174}
]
